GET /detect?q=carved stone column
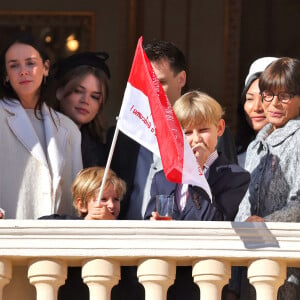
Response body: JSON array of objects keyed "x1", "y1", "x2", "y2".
[
  {"x1": 193, "y1": 259, "x2": 231, "y2": 300},
  {"x1": 0, "y1": 259, "x2": 12, "y2": 300},
  {"x1": 82, "y1": 258, "x2": 120, "y2": 300},
  {"x1": 248, "y1": 259, "x2": 286, "y2": 300},
  {"x1": 137, "y1": 258, "x2": 176, "y2": 300},
  {"x1": 28, "y1": 259, "x2": 67, "y2": 300}
]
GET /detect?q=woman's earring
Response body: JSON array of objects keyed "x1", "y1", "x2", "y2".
[{"x1": 43, "y1": 76, "x2": 47, "y2": 85}]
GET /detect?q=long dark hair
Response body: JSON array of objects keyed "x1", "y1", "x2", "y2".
[
  {"x1": 235, "y1": 72, "x2": 261, "y2": 154},
  {"x1": 0, "y1": 32, "x2": 50, "y2": 114}
]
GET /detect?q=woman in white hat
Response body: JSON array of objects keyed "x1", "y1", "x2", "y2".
[
  {"x1": 235, "y1": 57, "x2": 277, "y2": 166},
  {"x1": 226, "y1": 57, "x2": 278, "y2": 300}
]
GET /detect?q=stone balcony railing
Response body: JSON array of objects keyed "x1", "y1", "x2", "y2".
[{"x1": 0, "y1": 220, "x2": 300, "y2": 300}]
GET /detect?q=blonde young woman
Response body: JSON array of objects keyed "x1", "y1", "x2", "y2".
[{"x1": 50, "y1": 51, "x2": 110, "y2": 168}]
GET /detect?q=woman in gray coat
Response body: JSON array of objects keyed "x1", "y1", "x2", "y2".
[{"x1": 235, "y1": 57, "x2": 300, "y2": 299}]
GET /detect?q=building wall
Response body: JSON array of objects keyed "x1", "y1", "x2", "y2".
[
  {"x1": 0, "y1": 0, "x2": 234, "y2": 130},
  {"x1": 1, "y1": 0, "x2": 299, "y2": 136},
  {"x1": 0, "y1": 0, "x2": 130, "y2": 129}
]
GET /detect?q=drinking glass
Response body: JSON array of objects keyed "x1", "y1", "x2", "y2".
[{"x1": 156, "y1": 194, "x2": 174, "y2": 220}]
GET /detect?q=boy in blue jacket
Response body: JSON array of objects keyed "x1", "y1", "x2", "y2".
[
  {"x1": 145, "y1": 90, "x2": 250, "y2": 300},
  {"x1": 145, "y1": 90, "x2": 250, "y2": 222}
]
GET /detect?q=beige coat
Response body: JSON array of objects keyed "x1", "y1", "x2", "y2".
[{"x1": 0, "y1": 99, "x2": 83, "y2": 219}]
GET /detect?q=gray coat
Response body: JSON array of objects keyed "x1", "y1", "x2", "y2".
[
  {"x1": 234, "y1": 118, "x2": 300, "y2": 300},
  {"x1": 235, "y1": 117, "x2": 300, "y2": 222}
]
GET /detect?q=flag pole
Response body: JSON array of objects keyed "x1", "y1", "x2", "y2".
[{"x1": 96, "y1": 118, "x2": 120, "y2": 205}]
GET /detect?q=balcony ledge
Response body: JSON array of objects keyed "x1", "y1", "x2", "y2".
[{"x1": 0, "y1": 220, "x2": 300, "y2": 267}]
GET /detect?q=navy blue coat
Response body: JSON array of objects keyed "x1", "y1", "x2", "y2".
[{"x1": 144, "y1": 154, "x2": 250, "y2": 221}]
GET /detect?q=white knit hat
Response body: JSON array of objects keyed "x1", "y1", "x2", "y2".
[{"x1": 245, "y1": 57, "x2": 278, "y2": 85}]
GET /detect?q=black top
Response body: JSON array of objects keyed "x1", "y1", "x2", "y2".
[{"x1": 81, "y1": 126, "x2": 107, "y2": 168}]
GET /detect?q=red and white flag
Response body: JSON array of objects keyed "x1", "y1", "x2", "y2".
[{"x1": 117, "y1": 37, "x2": 212, "y2": 199}]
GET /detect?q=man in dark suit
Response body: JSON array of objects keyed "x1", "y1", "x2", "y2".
[{"x1": 109, "y1": 39, "x2": 237, "y2": 221}]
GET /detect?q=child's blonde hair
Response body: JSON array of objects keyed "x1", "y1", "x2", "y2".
[
  {"x1": 72, "y1": 167, "x2": 126, "y2": 215},
  {"x1": 173, "y1": 90, "x2": 224, "y2": 128}
]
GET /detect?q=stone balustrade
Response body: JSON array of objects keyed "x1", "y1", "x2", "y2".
[{"x1": 0, "y1": 220, "x2": 300, "y2": 300}]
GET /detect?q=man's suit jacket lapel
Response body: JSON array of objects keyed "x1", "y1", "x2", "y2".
[{"x1": 206, "y1": 155, "x2": 226, "y2": 195}]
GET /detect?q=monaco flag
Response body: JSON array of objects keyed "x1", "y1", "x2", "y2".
[{"x1": 117, "y1": 37, "x2": 212, "y2": 199}]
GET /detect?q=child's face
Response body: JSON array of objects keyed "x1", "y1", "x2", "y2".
[
  {"x1": 184, "y1": 119, "x2": 225, "y2": 166},
  {"x1": 262, "y1": 92, "x2": 300, "y2": 129},
  {"x1": 79, "y1": 183, "x2": 121, "y2": 218}
]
